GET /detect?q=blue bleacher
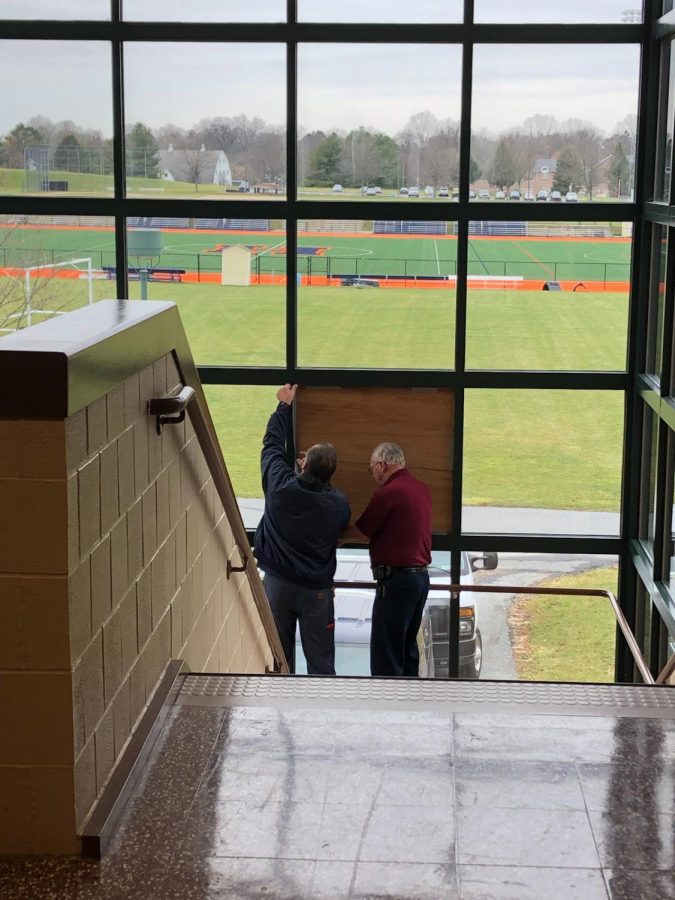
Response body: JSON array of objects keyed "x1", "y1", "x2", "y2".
[
  {"x1": 127, "y1": 217, "x2": 188, "y2": 229},
  {"x1": 223, "y1": 219, "x2": 270, "y2": 231},
  {"x1": 196, "y1": 218, "x2": 225, "y2": 229},
  {"x1": 374, "y1": 221, "x2": 447, "y2": 235},
  {"x1": 453, "y1": 221, "x2": 527, "y2": 236}
]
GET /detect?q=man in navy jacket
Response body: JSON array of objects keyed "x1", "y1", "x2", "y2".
[{"x1": 254, "y1": 384, "x2": 350, "y2": 674}]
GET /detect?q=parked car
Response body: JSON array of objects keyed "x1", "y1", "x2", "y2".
[
  {"x1": 509, "y1": 190, "x2": 521, "y2": 200},
  {"x1": 469, "y1": 189, "x2": 476, "y2": 199},
  {"x1": 424, "y1": 185, "x2": 435, "y2": 196},
  {"x1": 536, "y1": 189, "x2": 548, "y2": 201},
  {"x1": 399, "y1": 186, "x2": 409, "y2": 195},
  {"x1": 495, "y1": 190, "x2": 506, "y2": 199},
  {"x1": 294, "y1": 549, "x2": 498, "y2": 678},
  {"x1": 524, "y1": 191, "x2": 535, "y2": 201},
  {"x1": 365, "y1": 186, "x2": 377, "y2": 196},
  {"x1": 565, "y1": 191, "x2": 579, "y2": 203},
  {"x1": 549, "y1": 190, "x2": 562, "y2": 202},
  {"x1": 332, "y1": 183, "x2": 343, "y2": 192},
  {"x1": 408, "y1": 186, "x2": 420, "y2": 197},
  {"x1": 374, "y1": 186, "x2": 382, "y2": 194},
  {"x1": 437, "y1": 186, "x2": 449, "y2": 198},
  {"x1": 478, "y1": 189, "x2": 490, "y2": 199}
]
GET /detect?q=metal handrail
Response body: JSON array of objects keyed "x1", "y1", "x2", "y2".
[
  {"x1": 185, "y1": 395, "x2": 289, "y2": 673},
  {"x1": 166, "y1": 326, "x2": 289, "y2": 675},
  {"x1": 148, "y1": 385, "x2": 195, "y2": 434},
  {"x1": 334, "y1": 580, "x2": 657, "y2": 685}
]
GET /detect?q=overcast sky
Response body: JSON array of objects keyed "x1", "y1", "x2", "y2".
[
  {"x1": 0, "y1": 34, "x2": 639, "y2": 139},
  {"x1": 0, "y1": 0, "x2": 642, "y2": 23}
]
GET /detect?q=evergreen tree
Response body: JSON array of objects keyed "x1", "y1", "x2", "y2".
[
  {"x1": 491, "y1": 139, "x2": 518, "y2": 190},
  {"x1": 53, "y1": 134, "x2": 81, "y2": 172},
  {"x1": 308, "y1": 134, "x2": 343, "y2": 186},
  {"x1": 0, "y1": 123, "x2": 43, "y2": 168},
  {"x1": 553, "y1": 146, "x2": 583, "y2": 193},
  {"x1": 126, "y1": 122, "x2": 160, "y2": 178}
]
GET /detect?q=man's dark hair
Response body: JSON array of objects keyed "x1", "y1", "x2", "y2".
[{"x1": 304, "y1": 442, "x2": 337, "y2": 485}]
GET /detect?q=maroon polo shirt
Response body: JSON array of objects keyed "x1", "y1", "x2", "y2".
[{"x1": 355, "y1": 468, "x2": 432, "y2": 567}]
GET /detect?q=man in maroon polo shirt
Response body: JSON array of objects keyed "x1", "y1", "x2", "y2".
[{"x1": 354, "y1": 442, "x2": 432, "y2": 677}]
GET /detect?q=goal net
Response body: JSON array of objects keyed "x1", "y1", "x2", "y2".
[{"x1": 0, "y1": 257, "x2": 94, "y2": 333}]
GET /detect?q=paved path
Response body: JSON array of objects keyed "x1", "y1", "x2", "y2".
[{"x1": 239, "y1": 499, "x2": 620, "y2": 536}]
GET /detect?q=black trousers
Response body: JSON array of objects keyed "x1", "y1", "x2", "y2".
[
  {"x1": 264, "y1": 572, "x2": 336, "y2": 675},
  {"x1": 371, "y1": 570, "x2": 430, "y2": 677}
]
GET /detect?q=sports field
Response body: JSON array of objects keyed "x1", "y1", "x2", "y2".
[
  {"x1": 0, "y1": 223, "x2": 632, "y2": 287},
  {"x1": 0, "y1": 223, "x2": 629, "y2": 512}
]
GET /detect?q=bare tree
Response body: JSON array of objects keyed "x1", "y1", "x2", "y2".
[
  {"x1": 573, "y1": 127, "x2": 606, "y2": 199},
  {"x1": 0, "y1": 220, "x2": 63, "y2": 334}
]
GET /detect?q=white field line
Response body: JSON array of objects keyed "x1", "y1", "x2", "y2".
[
  {"x1": 434, "y1": 240, "x2": 441, "y2": 275},
  {"x1": 255, "y1": 239, "x2": 287, "y2": 258}
]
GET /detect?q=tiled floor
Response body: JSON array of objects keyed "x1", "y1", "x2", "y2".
[{"x1": 1, "y1": 686, "x2": 675, "y2": 899}]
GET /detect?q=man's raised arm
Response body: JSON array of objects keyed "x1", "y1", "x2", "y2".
[{"x1": 261, "y1": 384, "x2": 298, "y2": 494}]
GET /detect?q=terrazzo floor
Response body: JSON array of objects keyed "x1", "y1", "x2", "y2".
[{"x1": 1, "y1": 679, "x2": 675, "y2": 899}]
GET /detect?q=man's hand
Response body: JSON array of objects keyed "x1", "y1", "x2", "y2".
[
  {"x1": 296, "y1": 450, "x2": 307, "y2": 473},
  {"x1": 276, "y1": 383, "x2": 298, "y2": 406}
]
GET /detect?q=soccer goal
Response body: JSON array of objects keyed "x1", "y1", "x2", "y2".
[{"x1": 2, "y1": 257, "x2": 94, "y2": 331}]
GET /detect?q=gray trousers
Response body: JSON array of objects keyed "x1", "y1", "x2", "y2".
[{"x1": 264, "y1": 572, "x2": 336, "y2": 675}]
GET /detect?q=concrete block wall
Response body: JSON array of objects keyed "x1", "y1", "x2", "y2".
[
  {"x1": 0, "y1": 418, "x2": 77, "y2": 853},
  {"x1": 0, "y1": 352, "x2": 273, "y2": 854}
]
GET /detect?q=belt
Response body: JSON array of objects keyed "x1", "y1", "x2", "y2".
[{"x1": 371, "y1": 564, "x2": 428, "y2": 580}]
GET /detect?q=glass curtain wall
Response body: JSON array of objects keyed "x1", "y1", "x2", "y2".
[{"x1": 0, "y1": 1, "x2": 661, "y2": 681}]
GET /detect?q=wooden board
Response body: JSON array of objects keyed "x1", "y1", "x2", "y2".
[{"x1": 295, "y1": 387, "x2": 454, "y2": 534}]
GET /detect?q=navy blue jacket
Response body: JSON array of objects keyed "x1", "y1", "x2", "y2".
[{"x1": 254, "y1": 402, "x2": 350, "y2": 589}]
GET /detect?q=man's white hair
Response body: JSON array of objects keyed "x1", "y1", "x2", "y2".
[{"x1": 372, "y1": 442, "x2": 405, "y2": 466}]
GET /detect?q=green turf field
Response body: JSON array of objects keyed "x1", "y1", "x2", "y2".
[
  {"x1": 0, "y1": 224, "x2": 629, "y2": 511},
  {"x1": 0, "y1": 224, "x2": 632, "y2": 286}
]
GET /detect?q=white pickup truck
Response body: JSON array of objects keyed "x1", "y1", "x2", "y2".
[{"x1": 295, "y1": 549, "x2": 498, "y2": 678}]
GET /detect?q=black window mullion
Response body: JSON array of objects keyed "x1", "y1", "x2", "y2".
[
  {"x1": 111, "y1": 0, "x2": 128, "y2": 298},
  {"x1": 286, "y1": 1, "x2": 297, "y2": 373}
]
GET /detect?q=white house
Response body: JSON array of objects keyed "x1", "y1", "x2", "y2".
[{"x1": 158, "y1": 145, "x2": 232, "y2": 186}]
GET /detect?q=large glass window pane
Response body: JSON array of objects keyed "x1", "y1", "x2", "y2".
[
  {"x1": 655, "y1": 42, "x2": 675, "y2": 202},
  {"x1": 499, "y1": 552, "x2": 619, "y2": 682},
  {"x1": 297, "y1": 219, "x2": 456, "y2": 368},
  {"x1": 647, "y1": 226, "x2": 667, "y2": 378},
  {"x1": 297, "y1": 548, "x2": 618, "y2": 681},
  {"x1": 465, "y1": 220, "x2": 631, "y2": 370},
  {"x1": 0, "y1": 42, "x2": 113, "y2": 197},
  {"x1": 639, "y1": 405, "x2": 659, "y2": 544},
  {"x1": 124, "y1": 44, "x2": 286, "y2": 199},
  {"x1": 463, "y1": 389, "x2": 624, "y2": 535},
  {"x1": 298, "y1": 44, "x2": 461, "y2": 198},
  {"x1": 125, "y1": 217, "x2": 285, "y2": 366},
  {"x1": 0, "y1": 1, "x2": 109, "y2": 18},
  {"x1": 475, "y1": 1, "x2": 642, "y2": 23},
  {"x1": 471, "y1": 45, "x2": 640, "y2": 203},
  {"x1": 123, "y1": 0, "x2": 285, "y2": 21},
  {"x1": 0, "y1": 214, "x2": 116, "y2": 335},
  {"x1": 202, "y1": 385, "x2": 277, "y2": 516},
  {"x1": 298, "y1": 0, "x2": 462, "y2": 23}
]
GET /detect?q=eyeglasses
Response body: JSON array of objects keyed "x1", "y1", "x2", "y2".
[{"x1": 368, "y1": 461, "x2": 383, "y2": 474}]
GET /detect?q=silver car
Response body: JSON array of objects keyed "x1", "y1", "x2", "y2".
[{"x1": 295, "y1": 549, "x2": 497, "y2": 678}]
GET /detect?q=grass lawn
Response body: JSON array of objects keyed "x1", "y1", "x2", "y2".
[
  {"x1": 509, "y1": 566, "x2": 618, "y2": 682},
  {"x1": 0, "y1": 252, "x2": 628, "y2": 509}
]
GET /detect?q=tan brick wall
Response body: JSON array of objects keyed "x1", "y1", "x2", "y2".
[
  {"x1": 68, "y1": 353, "x2": 273, "y2": 836},
  {"x1": 0, "y1": 419, "x2": 77, "y2": 852},
  {"x1": 0, "y1": 352, "x2": 273, "y2": 853}
]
